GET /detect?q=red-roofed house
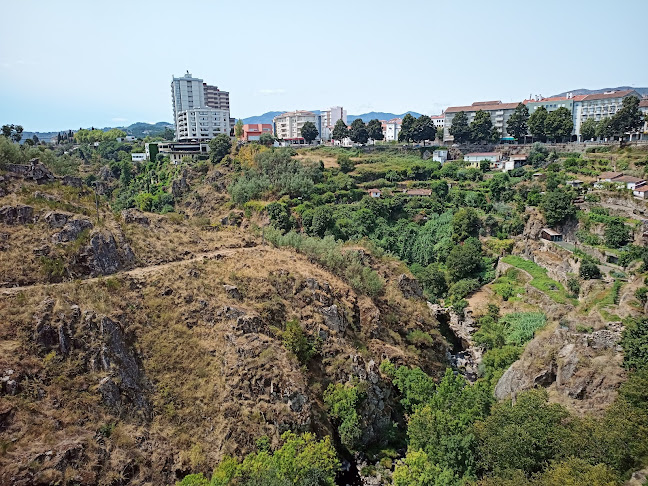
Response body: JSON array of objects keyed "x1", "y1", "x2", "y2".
[{"x1": 242, "y1": 123, "x2": 273, "y2": 142}]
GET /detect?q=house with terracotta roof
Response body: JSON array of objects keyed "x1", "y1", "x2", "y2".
[
  {"x1": 430, "y1": 115, "x2": 444, "y2": 129},
  {"x1": 242, "y1": 123, "x2": 273, "y2": 142},
  {"x1": 443, "y1": 101, "x2": 521, "y2": 142}
]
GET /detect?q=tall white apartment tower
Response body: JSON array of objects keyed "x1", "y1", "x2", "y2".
[
  {"x1": 171, "y1": 71, "x2": 231, "y2": 141},
  {"x1": 171, "y1": 72, "x2": 206, "y2": 119}
]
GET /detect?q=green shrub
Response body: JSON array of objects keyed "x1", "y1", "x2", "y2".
[
  {"x1": 324, "y1": 383, "x2": 366, "y2": 450},
  {"x1": 282, "y1": 319, "x2": 319, "y2": 365},
  {"x1": 580, "y1": 260, "x2": 601, "y2": 279},
  {"x1": 620, "y1": 317, "x2": 648, "y2": 371}
]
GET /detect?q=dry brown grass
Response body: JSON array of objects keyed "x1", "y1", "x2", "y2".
[{"x1": 0, "y1": 240, "x2": 445, "y2": 484}]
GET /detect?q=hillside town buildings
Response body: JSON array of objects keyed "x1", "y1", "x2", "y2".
[{"x1": 444, "y1": 90, "x2": 646, "y2": 143}]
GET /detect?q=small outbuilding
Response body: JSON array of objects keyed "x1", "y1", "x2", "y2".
[
  {"x1": 367, "y1": 188, "x2": 382, "y2": 198},
  {"x1": 540, "y1": 228, "x2": 563, "y2": 242}
]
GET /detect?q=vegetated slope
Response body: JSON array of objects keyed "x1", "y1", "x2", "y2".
[
  {"x1": 3, "y1": 135, "x2": 648, "y2": 485},
  {"x1": 0, "y1": 159, "x2": 446, "y2": 484}
]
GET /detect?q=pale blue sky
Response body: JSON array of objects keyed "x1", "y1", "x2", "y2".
[{"x1": 1, "y1": 0, "x2": 646, "y2": 131}]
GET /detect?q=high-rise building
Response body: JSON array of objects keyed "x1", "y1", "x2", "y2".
[
  {"x1": 203, "y1": 83, "x2": 230, "y2": 111},
  {"x1": 171, "y1": 71, "x2": 232, "y2": 141},
  {"x1": 171, "y1": 72, "x2": 206, "y2": 116}
]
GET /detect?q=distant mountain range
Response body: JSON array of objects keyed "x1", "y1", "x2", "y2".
[
  {"x1": 241, "y1": 111, "x2": 423, "y2": 125},
  {"x1": 551, "y1": 86, "x2": 648, "y2": 97}
]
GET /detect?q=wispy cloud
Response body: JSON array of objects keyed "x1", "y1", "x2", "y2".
[
  {"x1": 112, "y1": 117, "x2": 128, "y2": 122},
  {"x1": 258, "y1": 88, "x2": 286, "y2": 95}
]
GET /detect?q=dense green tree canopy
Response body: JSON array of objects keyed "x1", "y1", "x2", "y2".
[
  {"x1": 545, "y1": 107, "x2": 573, "y2": 142},
  {"x1": 367, "y1": 118, "x2": 384, "y2": 141},
  {"x1": 349, "y1": 119, "x2": 369, "y2": 145},
  {"x1": 399, "y1": 113, "x2": 417, "y2": 143},
  {"x1": 209, "y1": 133, "x2": 232, "y2": 163},
  {"x1": 507, "y1": 103, "x2": 530, "y2": 142},
  {"x1": 300, "y1": 121, "x2": 319, "y2": 144},
  {"x1": 540, "y1": 189, "x2": 575, "y2": 227},
  {"x1": 611, "y1": 96, "x2": 644, "y2": 139},
  {"x1": 332, "y1": 119, "x2": 348, "y2": 142},
  {"x1": 580, "y1": 118, "x2": 598, "y2": 141},
  {"x1": 528, "y1": 106, "x2": 548, "y2": 142},
  {"x1": 449, "y1": 111, "x2": 470, "y2": 143},
  {"x1": 470, "y1": 110, "x2": 493, "y2": 143}
]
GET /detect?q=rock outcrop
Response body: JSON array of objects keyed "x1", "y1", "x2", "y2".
[
  {"x1": 171, "y1": 169, "x2": 190, "y2": 198},
  {"x1": 495, "y1": 326, "x2": 625, "y2": 412},
  {"x1": 32, "y1": 300, "x2": 151, "y2": 418},
  {"x1": 5, "y1": 158, "x2": 55, "y2": 184},
  {"x1": 0, "y1": 205, "x2": 35, "y2": 224},
  {"x1": 397, "y1": 274, "x2": 423, "y2": 299},
  {"x1": 52, "y1": 218, "x2": 93, "y2": 242},
  {"x1": 77, "y1": 231, "x2": 132, "y2": 276},
  {"x1": 43, "y1": 211, "x2": 73, "y2": 228},
  {"x1": 121, "y1": 208, "x2": 150, "y2": 225}
]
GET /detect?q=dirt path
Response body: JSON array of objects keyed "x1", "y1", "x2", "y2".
[{"x1": 0, "y1": 246, "x2": 259, "y2": 297}]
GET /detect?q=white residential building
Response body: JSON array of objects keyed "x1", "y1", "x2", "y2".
[
  {"x1": 383, "y1": 118, "x2": 402, "y2": 141},
  {"x1": 171, "y1": 71, "x2": 232, "y2": 141},
  {"x1": 320, "y1": 106, "x2": 347, "y2": 140},
  {"x1": 273, "y1": 111, "x2": 321, "y2": 143},
  {"x1": 175, "y1": 108, "x2": 230, "y2": 142},
  {"x1": 131, "y1": 153, "x2": 147, "y2": 162},
  {"x1": 443, "y1": 101, "x2": 519, "y2": 142},
  {"x1": 432, "y1": 149, "x2": 448, "y2": 164},
  {"x1": 431, "y1": 115, "x2": 444, "y2": 128},
  {"x1": 573, "y1": 90, "x2": 641, "y2": 141},
  {"x1": 464, "y1": 152, "x2": 502, "y2": 168}
]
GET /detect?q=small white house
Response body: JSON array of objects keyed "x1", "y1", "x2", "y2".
[
  {"x1": 125, "y1": 136, "x2": 136, "y2": 142},
  {"x1": 433, "y1": 149, "x2": 448, "y2": 164},
  {"x1": 367, "y1": 188, "x2": 382, "y2": 198},
  {"x1": 633, "y1": 184, "x2": 648, "y2": 199},
  {"x1": 502, "y1": 159, "x2": 523, "y2": 172},
  {"x1": 131, "y1": 152, "x2": 147, "y2": 162},
  {"x1": 612, "y1": 175, "x2": 646, "y2": 190},
  {"x1": 464, "y1": 152, "x2": 501, "y2": 168}
]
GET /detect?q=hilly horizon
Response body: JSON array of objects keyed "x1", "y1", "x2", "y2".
[{"x1": 551, "y1": 86, "x2": 648, "y2": 97}]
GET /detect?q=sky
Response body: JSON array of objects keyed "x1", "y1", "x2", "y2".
[{"x1": 1, "y1": 0, "x2": 647, "y2": 132}]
